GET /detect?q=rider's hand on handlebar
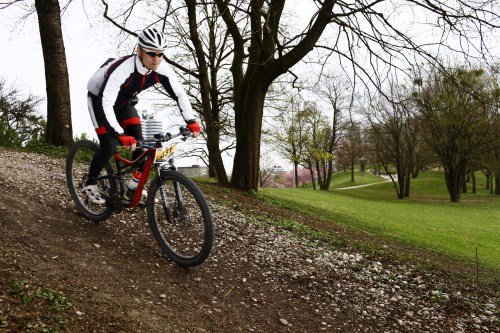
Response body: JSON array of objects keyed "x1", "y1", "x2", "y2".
[
  {"x1": 118, "y1": 135, "x2": 137, "y2": 151},
  {"x1": 186, "y1": 119, "x2": 201, "y2": 137}
]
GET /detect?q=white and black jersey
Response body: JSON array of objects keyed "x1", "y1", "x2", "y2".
[{"x1": 86, "y1": 54, "x2": 195, "y2": 137}]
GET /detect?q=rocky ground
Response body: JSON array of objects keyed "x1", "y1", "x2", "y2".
[{"x1": 0, "y1": 147, "x2": 498, "y2": 332}]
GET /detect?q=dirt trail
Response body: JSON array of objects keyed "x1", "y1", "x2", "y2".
[{"x1": 0, "y1": 147, "x2": 498, "y2": 333}]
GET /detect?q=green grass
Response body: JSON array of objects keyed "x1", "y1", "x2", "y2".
[
  {"x1": 1, "y1": 279, "x2": 74, "y2": 331},
  {"x1": 23, "y1": 141, "x2": 69, "y2": 159},
  {"x1": 260, "y1": 171, "x2": 500, "y2": 272},
  {"x1": 330, "y1": 170, "x2": 386, "y2": 188}
]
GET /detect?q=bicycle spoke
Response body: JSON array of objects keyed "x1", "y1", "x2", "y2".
[
  {"x1": 66, "y1": 140, "x2": 116, "y2": 222},
  {"x1": 147, "y1": 172, "x2": 214, "y2": 266}
]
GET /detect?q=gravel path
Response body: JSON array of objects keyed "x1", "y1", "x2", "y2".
[{"x1": 0, "y1": 147, "x2": 498, "y2": 332}]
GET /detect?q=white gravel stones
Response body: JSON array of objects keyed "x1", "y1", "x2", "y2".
[
  {"x1": 1, "y1": 147, "x2": 498, "y2": 333},
  {"x1": 279, "y1": 318, "x2": 289, "y2": 326}
]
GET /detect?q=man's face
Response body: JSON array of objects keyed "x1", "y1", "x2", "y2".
[{"x1": 138, "y1": 47, "x2": 164, "y2": 71}]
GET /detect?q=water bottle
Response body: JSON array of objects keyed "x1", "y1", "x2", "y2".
[{"x1": 124, "y1": 170, "x2": 141, "y2": 201}]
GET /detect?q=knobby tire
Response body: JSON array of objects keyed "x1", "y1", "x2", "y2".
[
  {"x1": 66, "y1": 140, "x2": 116, "y2": 222},
  {"x1": 146, "y1": 171, "x2": 214, "y2": 267}
]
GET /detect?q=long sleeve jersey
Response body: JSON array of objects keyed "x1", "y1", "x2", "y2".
[{"x1": 87, "y1": 54, "x2": 195, "y2": 136}]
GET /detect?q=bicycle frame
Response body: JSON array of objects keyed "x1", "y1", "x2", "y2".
[
  {"x1": 110, "y1": 131, "x2": 190, "y2": 209},
  {"x1": 113, "y1": 147, "x2": 156, "y2": 208}
]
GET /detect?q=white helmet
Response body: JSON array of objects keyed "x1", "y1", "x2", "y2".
[{"x1": 137, "y1": 27, "x2": 168, "y2": 52}]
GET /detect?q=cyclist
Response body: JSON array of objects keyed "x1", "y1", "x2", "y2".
[{"x1": 84, "y1": 27, "x2": 200, "y2": 204}]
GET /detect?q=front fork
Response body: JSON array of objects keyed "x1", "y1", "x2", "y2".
[{"x1": 157, "y1": 160, "x2": 186, "y2": 223}]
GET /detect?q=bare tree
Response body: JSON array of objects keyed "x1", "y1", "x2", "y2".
[
  {"x1": 99, "y1": 0, "x2": 499, "y2": 191},
  {"x1": 337, "y1": 121, "x2": 364, "y2": 184},
  {"x1": 414, "y1": 66, "x2": 497, "y2": 201},
  {"x1": 34, "y1": 0, "x2": 73, "y2": 146},
  {"x1": 274, "y1": 95, "x2": 308, "y2": 188},
  {"x1": 185, "y1": 0, "x2": 230, "y2": 185},
  {"x1": 313, "y1": 73, "x2": 351, "y2": 189},
  {"x1": 2, "y1": 1, "x2": 74, "y2": 146},
  {"x1": 100, "y1": 0, "x2": 235, "y2": 186},
  {"x1": 259, "y1": 150, "x2": 276, "y2": 188},
  {"x1": 366, "y1": 92, "x2": 418, "y2": 199}
]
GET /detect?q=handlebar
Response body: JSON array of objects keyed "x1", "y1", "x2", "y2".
[
  {"x1": 136, "y1": 125, "x2": 197, "y2": 150},
  {"x1": 153, "y1": 125, "x2": 190, "y2": 142}
]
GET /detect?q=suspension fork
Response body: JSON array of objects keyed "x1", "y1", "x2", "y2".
[
  {"x1": 174, "y1": 180, "x2": 186, "y2": 217},
  {"x1": 168, "y1": 160, "x2": 186, "y2": 217},
  {"x1": 158, "y1": 163, "x2": 186, "y2": 222},
  {"x1": 158, "y1": 165, "x2": 174, "y2": 223}
]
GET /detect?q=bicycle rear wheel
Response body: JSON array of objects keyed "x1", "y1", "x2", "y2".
[
  {"x1": 146, "y1": 171, "x2": 214, "y2": 267},
  {"x1": 66, "y1": 140, "x2": 117, "y2": 222}
]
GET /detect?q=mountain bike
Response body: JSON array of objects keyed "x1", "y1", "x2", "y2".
[{"x1": 65, "y1": 127, "x2": 214, "y2": 267}]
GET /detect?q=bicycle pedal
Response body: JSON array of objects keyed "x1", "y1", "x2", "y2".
[
  {"x1": 107, "y1": 193, "x2": 123, "y2": 213},
  {"x1": 137, "y1": 202, "x2": 146, "y2": 209}
]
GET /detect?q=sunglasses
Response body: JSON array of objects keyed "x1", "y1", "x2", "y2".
[{"x1": 141, "y1": 48, "x2": 164, "y2": 58}]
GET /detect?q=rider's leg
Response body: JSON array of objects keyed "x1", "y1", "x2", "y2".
[
  {"x1": 86, "y1": 92, "x2": 120, "y2": 185},
  {"x1": 86, "y1": 133, "x2": 118, "y2": 185},
  {"x1": 117, "y1": 105, "x2": 144, "y2": 169}
]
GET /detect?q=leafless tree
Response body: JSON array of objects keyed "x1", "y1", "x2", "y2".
[
  {"x1": 273, "y1": 95, "x2": 308, "y2": 188},
  {"x1": 2, "y1": 0, "x2": 73, "y2": 146},
  {"x1": 366, "y1": 86, "x2": 419, "y2": 199},
  {"x1": 99, "y1": 0, "x2": 499, "y2": 191},
  {"x1": 100, "y1": 0, "x2": 236, "y2": 186},
  {"x1": 336, "y1": 120, "x2": 365, "y2": 184},
  {"x1": 259, "y1": 150, "x2": 276, "y2": 187},
  {"x1": 313, "y1": 72, "x2": 351, "y2": 189}
]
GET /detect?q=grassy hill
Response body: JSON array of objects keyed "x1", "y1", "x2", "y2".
[
  {"x1": 329, "y1": 170, "x2": 386, "y2": 188},
  {"x1": 260, "y1": 171, "x2": 500, "y2": 272}
]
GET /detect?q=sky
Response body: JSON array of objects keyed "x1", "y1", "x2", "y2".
[{"x1": 1, "y1": 2, "x2": 116, "y2": 138}]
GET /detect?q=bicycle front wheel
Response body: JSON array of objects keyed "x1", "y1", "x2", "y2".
[
  {"x1": 146, "y1": 171, "x2": 214, "y2": 267},
  {"x1": 66, "y1": 140, "x2": 117, "y2": 222}
]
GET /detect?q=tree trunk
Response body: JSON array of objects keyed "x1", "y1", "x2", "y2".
[
  {"x1": 294, "y1": 162, "x2": 299, "y2": 188},
  {"x1": 315, "y1": 161, "x2": 325, "y2": 189},
  {"x1": 309, "y1": 167, "x2": 316, "y2": 190},
  {"x1": 230, "y1": 80, "x2": 268, "y2": 191},
  {"x1": 324, "y1": 160, "x2": 334, "y2": 190},
  {"x1": 404, "y1": 171, "x2": 411, "y2": 197},
  {"x1": 186, "y1": 0, "x2": 228, "y2": 186},
  {"x1": 35, "y1": 0, "x2": 73, "y2": 146},
  {"x1": 444, "y1": 164, "x2": 466, "y2": 202},
  {"x1": 485, "y1": 170, "x2": 491, "y2": 190},
  {"x1": 462, "y1": 173, "x2": 468, "y2": 194},
  {"x1": 495, "y1": 174, "x2": 500, "y2": 195},
  {"x1": 411, "y1": 165, "x2": 421, "y2": 178},
  {"x1": 472, "y1": 172, "x2": 476, "y2": 194},
  {"x1": 208, "y1": 159, "x2": 217, "y2": 178},
  {"x1": 397, "y1": 176, "x2": 405, "y2": 199},
  {"x1": 396, "y1": 164, "x2": 405, "y2": 199},
  {"x1": 350, "y1": 160, "x2": 355, "y2": 183}
]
